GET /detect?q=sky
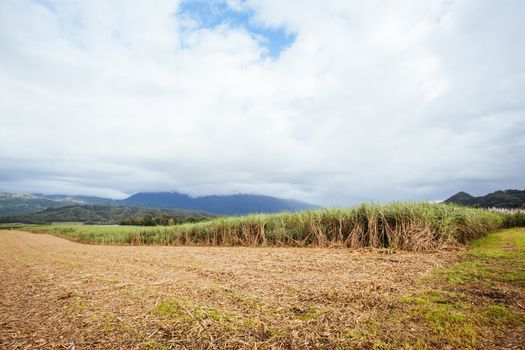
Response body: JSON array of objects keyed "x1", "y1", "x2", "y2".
[{"x1": 0, "y1": 0, "x2": 524, "y2": 206}]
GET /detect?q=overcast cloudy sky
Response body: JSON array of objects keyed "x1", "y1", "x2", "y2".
[{"x1": 0, "y1": 0, "x2": 524, "y2": 206}]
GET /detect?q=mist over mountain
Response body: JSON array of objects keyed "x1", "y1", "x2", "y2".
[{"x1": 121, "y1": 192, "x2": 317, "y2": 215}]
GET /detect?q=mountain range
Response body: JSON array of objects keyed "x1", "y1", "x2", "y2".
[
  {"x1": 122, "y1": 192, "x2": 316, "y2": 215},
  {"x1": 0, "y1": 191, "x2": 318, "y2": 218},
  {"x1": 0, "y1": 205, "x2": 213, "y2": 225},
  {"x1": 445, "y1": 189, "x2": 525, "y2": 208}
]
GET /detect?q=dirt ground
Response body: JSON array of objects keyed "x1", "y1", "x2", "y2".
[{"x1": 0, "y1": 230, "x2": 462, "y2": 349}]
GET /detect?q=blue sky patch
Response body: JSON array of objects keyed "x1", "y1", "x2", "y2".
[
  {"x1": 177, "y1": 0, "x2": 296, "y2": 58},
  {"x1": 32, "y1": 0, "x2": 56, "y2": 12}
]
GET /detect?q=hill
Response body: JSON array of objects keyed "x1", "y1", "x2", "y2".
[
  {"x1": 0, "y1": 205, "x2": 213, "y2": 224},
  {"x1": 0, "y1": 193, "x2": 78, "y2": 216},
  {"x1": 445, "y1": 189, "x2": 525, "y2": 208},
  {"x1": 122, "y1": 192, "x2": 318, "y2": 215}
]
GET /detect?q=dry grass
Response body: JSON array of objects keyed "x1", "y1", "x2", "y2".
[
  {"x1": 1, "y1": 228, "x2": 523, "y2": 349},
  {"x1": 0, "y1": 229, "x2": 454, "y2": 349}
]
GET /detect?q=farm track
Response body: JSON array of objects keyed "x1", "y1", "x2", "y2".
[{"x1": 0, "y1": 230, "x2": 456, "y2": 349}]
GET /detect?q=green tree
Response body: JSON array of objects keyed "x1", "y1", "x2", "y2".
[{"x1": 143, "y1": 214, "x2": 155, "y2": 226}]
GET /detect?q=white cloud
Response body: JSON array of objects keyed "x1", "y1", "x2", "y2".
[{"x1": 0, "y1": 0, "x2": 524, "y2": 205}]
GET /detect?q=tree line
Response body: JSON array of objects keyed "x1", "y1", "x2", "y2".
[{"x1": 119, "y1": 214, "x2": 210, "y2": 226}]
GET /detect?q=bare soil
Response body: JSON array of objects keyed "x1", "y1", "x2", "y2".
[{"x1": 0, "y1": 230, "x2": 462, "y2": 349}]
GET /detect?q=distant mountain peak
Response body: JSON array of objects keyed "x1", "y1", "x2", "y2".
[
  {"x1": 456, "y1": 191, "x2": 472, "y2": 196},
  {"x1": 448, "y1": 191, "x2": 474, "y2": 199}
]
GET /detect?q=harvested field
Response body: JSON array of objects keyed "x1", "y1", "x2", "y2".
[{"x1": 1, "y1": 229, "x2": 524, "y2": 349}]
